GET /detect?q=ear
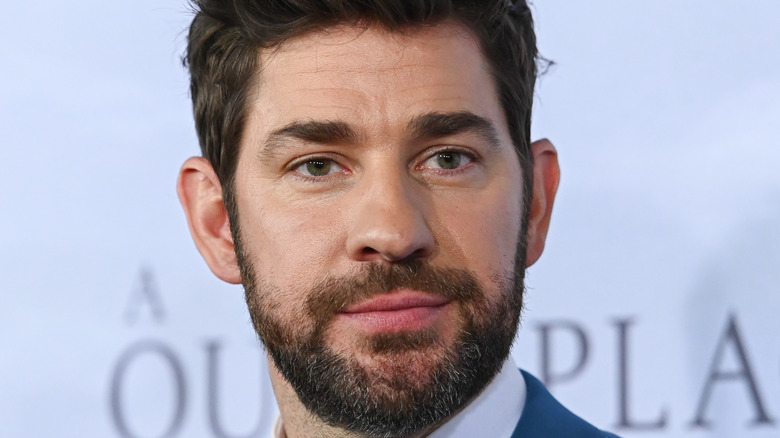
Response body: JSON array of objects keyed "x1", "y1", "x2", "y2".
[
  {"x1": 525, "y1": 138, "x2": 560, "y2": 267},
  {"x1": 177, "y1": 157, "x2": 242, "y2": 284}
]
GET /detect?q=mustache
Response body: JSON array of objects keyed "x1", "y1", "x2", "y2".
[{"x1": 305, "y1": 260, "x2": 482, "y2": 327}]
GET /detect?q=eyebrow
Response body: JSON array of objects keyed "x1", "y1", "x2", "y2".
[
  {"x1": 406, "y1": 111, "x2": 501, "y2": 150},
  {"x1": 259, "y1": 111, "x2": 500, "y2": 161},
  {"x1": 260, "y1": 120, "x2": 359, "y2": 160}
]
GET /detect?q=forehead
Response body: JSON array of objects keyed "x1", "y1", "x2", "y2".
[
  {"x1": 241, "y1": 21, "x2": 509, "y2": 152},
  {"x1": 265, "y1": 20, "x2": 484, "y2": 68}
]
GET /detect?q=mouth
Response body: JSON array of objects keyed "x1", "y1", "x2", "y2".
[{"x1": 337, "y1": 289, "x2": 453, "y2": 333}]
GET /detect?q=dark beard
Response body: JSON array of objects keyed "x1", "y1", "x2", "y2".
[{"x1": 237, "y1": 243, "x2": 525, "y2": 436}]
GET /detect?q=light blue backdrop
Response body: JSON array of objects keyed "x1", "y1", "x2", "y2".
[{"x1": 2, "y1": 1, "x2": 778, "y2": 437}]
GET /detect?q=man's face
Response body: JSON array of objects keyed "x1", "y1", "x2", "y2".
[{"x1": 232, "y1": 22, "x2": 526, "y2": 434}]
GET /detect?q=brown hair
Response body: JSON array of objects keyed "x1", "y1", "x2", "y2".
[{"x1": 184, "y1": 0, "x2": 541, "y2": 223}]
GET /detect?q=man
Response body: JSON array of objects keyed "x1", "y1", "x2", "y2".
[{"x1": 177, "y1": 1, "x2": 618, "y2": 436}]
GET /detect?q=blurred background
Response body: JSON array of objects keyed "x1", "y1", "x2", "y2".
[{"x1": 1, "y1": 1, "x2": 778, "y2": 437}]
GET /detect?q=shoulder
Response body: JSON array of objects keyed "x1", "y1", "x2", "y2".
[{"x1": 511, "y1": 370, "x2": 621, "y2": 438}]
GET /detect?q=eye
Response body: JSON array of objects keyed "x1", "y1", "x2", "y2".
[
  {"x1": 293, "y1": 158, "x2": 345, "y2": 177},
  {"x1": 420, "y1": 150, "x2": 474, "y2": 171}
]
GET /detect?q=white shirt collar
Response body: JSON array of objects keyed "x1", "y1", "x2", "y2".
[
  {"x1": 427, "y1": 357, "x2": 526, "y2": 438},
  {"x1": 274, "y1": 358, "x2": 526, "y2": 438}
]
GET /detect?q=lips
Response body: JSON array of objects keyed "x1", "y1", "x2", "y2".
[
  {"x1": 337, "y1": 289, "x2": 452, "y2": 332},
  {"x1": 341, "y1": 290, "x2": 451, "y2": 313}
]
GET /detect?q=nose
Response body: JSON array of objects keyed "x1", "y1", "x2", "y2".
[{"x1": 345, "y1": 171, "x2": 435, "y2": 263}]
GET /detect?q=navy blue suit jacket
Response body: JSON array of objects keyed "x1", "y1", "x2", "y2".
[{"x1": 510, "y1": 371, "x2": 620, "y2": 437}]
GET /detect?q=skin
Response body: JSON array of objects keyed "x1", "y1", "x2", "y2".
[{"x1": 178, "y1": 21, "x2": 560, "y2": 438}]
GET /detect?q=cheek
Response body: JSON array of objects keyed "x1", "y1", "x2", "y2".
[
  {"x1": 238, "y1": 192, "x2": 347, "y2": 289},
  {"x1": 431, "y1": 186, "x2": 523, "y2": 282}
]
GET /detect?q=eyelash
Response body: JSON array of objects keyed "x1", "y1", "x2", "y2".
[
  {"x1": 286, "y1": 147, "x2": 479, "y2": 181},
  {"x1": 287, "y1": 154, "x2": 348, "y2": 181},
  {"x1": 416, "y1": 147, "x2": 480, "y2": 173}
]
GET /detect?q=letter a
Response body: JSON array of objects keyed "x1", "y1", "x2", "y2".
[
  {"x1": 124, "y1": 265, "x2": 166, "y2": 324},
  {"x1": 691, "y1": 313, "x2": 774, "y2": 427}
]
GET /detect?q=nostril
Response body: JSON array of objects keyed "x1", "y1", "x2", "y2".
[
  {"x1": 410, "y1": 247, "x2": 429, "y2": 259},
  {"x1": 362, "y1": 246, "x2": 380, "y2": 257}
]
